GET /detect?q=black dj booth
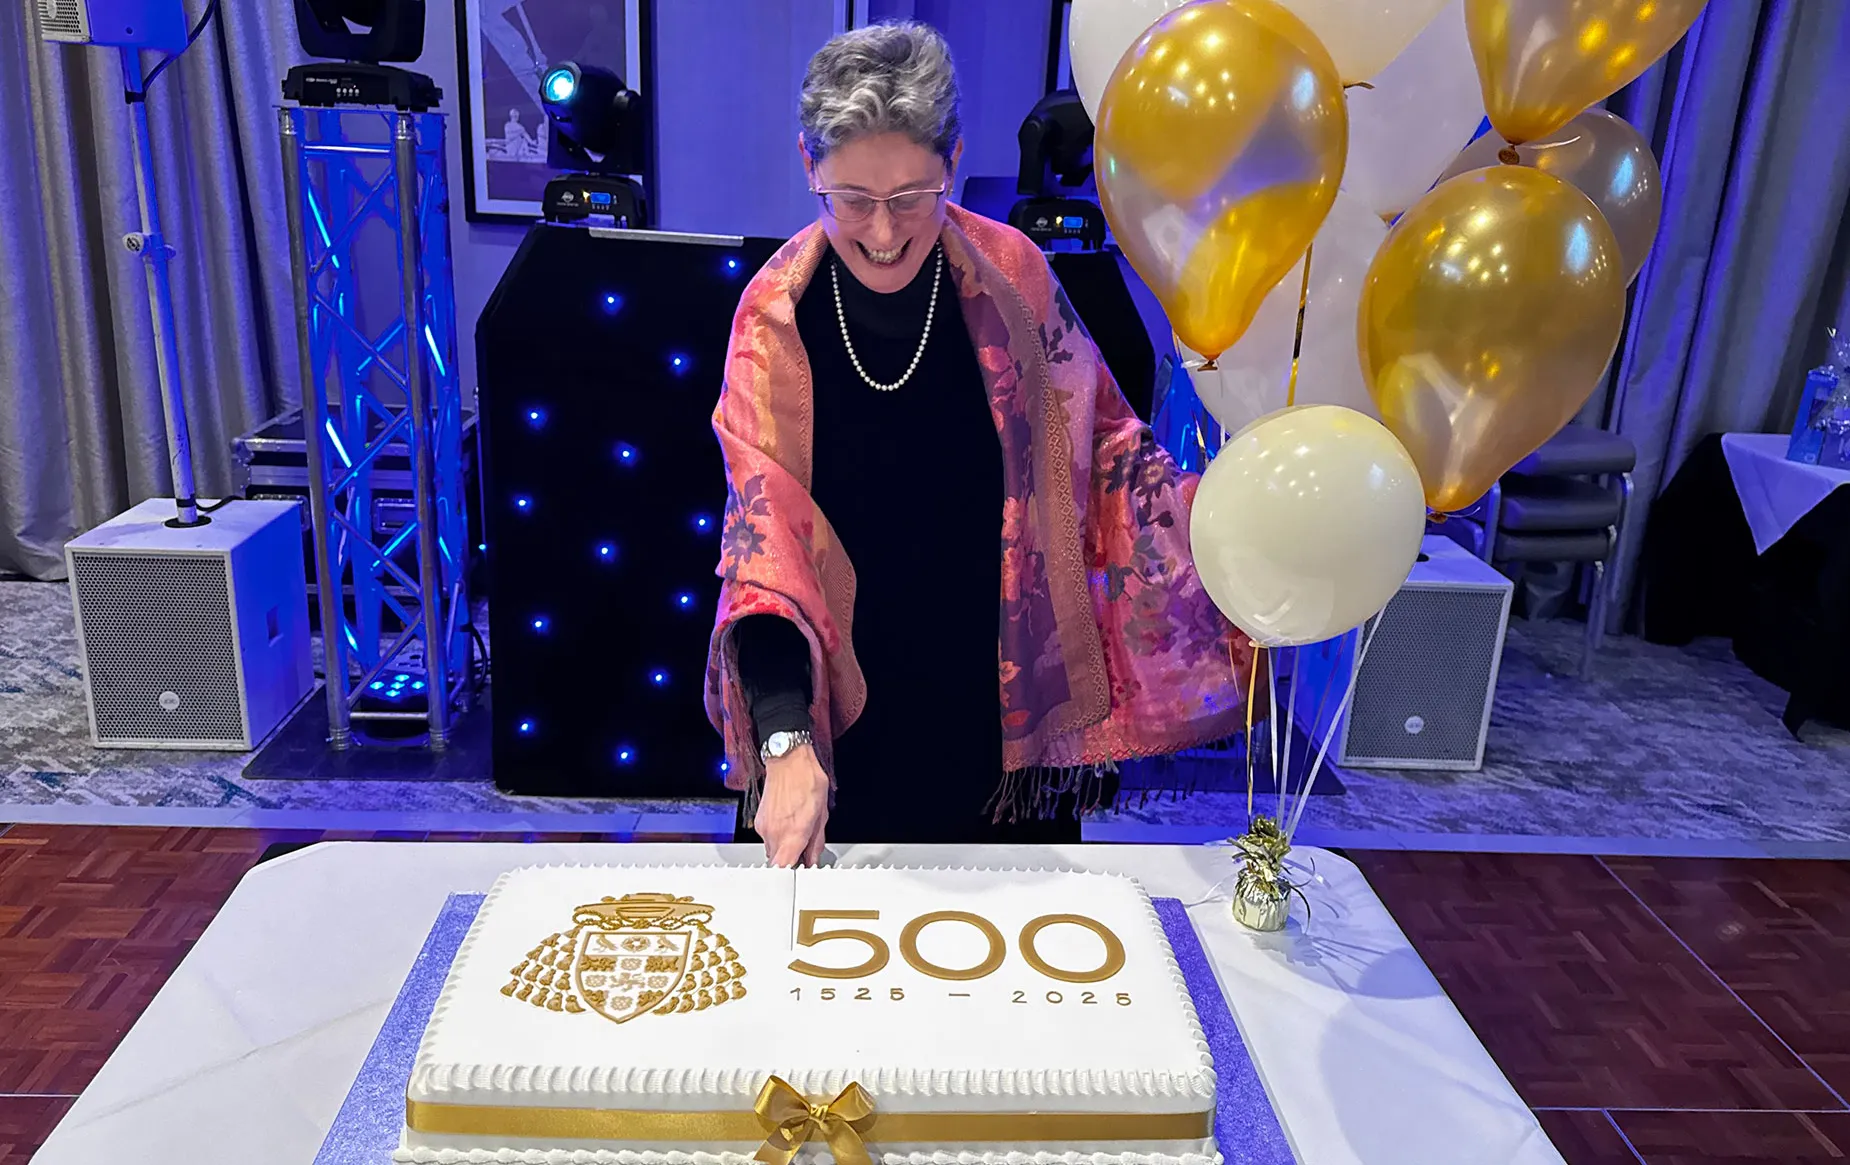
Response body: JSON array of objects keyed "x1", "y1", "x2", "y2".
[{"x1": 480, "y1": 222, "x2": 1158, "y2": 799}]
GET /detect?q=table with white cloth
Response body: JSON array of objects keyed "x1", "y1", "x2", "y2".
[
  {"x1": 29, "y1": 842, "x2": 1565, "y2": 1165},
  {"x1": 1643, "y1": 432, "x2": 1850, "y2": 732},
  {"x1": 1720, "y1": 432, "x2": 1850, "y2": 554}
]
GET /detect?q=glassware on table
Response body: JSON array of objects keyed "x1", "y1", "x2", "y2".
[
  {"x1": 1789, "y1": 327, "x2": 1850, "y2": 465},
  {"x1": 1819, "y1": 386, "x2": 1850, "y2": 470}
]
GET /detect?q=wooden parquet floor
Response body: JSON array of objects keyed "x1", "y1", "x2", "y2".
[
  {"x1": 3, "y1": 829, "x2": 1846, "y2": 1163},
  {"x1": 1355, "y1": 851, "x2": 1850, "y2": 1164},
  {"x1": 0, "y1": 822, "x2": 725, "y2": 1163}
]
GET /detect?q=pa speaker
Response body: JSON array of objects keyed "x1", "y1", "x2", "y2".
[
  {"x1": 66, "y1": 499, "x2": 314, "y2": 749},
  {"x1": 1295, "y1": 536, "x2": 1513, "y2": 770},
  {"x1": 35, "y1": 0, "x2": 189, "y2": 50}
]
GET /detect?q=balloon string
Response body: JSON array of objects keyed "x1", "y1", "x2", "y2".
[
  {"x1": 1242, "y1": 641, "x2": 1262, "y2": 824},
  {"x1": 1278, "y1": 644, "x2": 1300, "y2": 830},
  {"x1": 1285, "y1": 244, "x2": 1314, "y2": 408},
  {"x1": 1286, "y1": 616, "x2": 1382, "y2": 842},
  {"x1": 1266, "y1": 645, "x2": 1282, "y2": 819}
]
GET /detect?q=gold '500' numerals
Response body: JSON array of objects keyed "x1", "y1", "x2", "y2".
[{"x1": 787, "y1": 910, "x2": 1126, "y2": 984}]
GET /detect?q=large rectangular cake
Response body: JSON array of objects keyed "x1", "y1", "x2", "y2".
[{"x1": 396, "y1": 864, "x2": 1218, "y2": 1164}]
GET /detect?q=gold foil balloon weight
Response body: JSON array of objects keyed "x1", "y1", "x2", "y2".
[
  {"x1": 1229, "y1": 815, "x2": 1307, "y2": 933},
  {"x1": 1232, "y1": 872, "x2": 1291, "y2": 932}
]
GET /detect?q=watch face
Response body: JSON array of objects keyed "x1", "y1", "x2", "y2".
[{"x1": 766, "y1": 732, "x2": 793, "y2": 758}]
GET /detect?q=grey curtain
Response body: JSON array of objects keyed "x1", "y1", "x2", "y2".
[
  {"x1": 1598, "y1": 0, "x2": 1850, "y2": 627},
  {"x1": 0, "y1": 1, "x2": 302, "y2": 579}
]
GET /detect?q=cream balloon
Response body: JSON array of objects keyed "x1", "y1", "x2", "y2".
[
  {"x1": 1343, "y1": 0, "x2": 1487, "y2": 219},
  {"x1": 1439, "y1": 108, "x2": 1663, "y2": 284},
  {"x1": 1180, "y1": 191, "x2": 1386, "y2": 434},
  {"x1": 1068, "y1": 0, "x2": 1189, "y2": 120},
  {"x1": 1272, "y1": 0, "x2": 1448, "y2": 84},
  {"x1": 1189, "y1": 405, "x2": 1427, "y2": 648}
]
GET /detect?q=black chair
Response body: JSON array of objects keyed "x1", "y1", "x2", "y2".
[{"x1": 1435, "y1": 425, "x2": 1636, "y2": 676}]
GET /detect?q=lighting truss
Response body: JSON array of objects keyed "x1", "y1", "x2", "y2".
[{"x1": 279, "y1": 106, "x2": 469, "y2": 747}]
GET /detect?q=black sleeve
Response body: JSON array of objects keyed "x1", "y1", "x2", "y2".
[{"x1": 733, "y1": 614, "x2": 814, "y2": 746}]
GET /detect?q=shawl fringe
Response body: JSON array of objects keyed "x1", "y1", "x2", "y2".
[{"x1": 986, "y1": 762, "x2": 1121, "y2": 824}]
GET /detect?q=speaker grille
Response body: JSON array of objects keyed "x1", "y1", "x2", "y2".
[
  {"x1": 34, "y1": 0, "x2": 88, "y2": 39},
  {"x1": 1346, "y1": 587, "x2": 1506, "y2": 764},
  {"x1": 71, "y1": 552, "x2": 247, "y2": 744}
]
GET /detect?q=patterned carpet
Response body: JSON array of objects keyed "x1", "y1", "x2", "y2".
[
  {"x1": 4, "y1": 579, "x2": 1849, "y2": 840},
  {"x1": 1120, "y1": 618, "x2": 1850, "y2": 843},
  {"x1": 0, "y1": 581, "x2": 678, "y2": 819}
]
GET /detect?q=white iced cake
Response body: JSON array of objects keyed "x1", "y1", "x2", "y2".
[{"x1": 396, "y1": 864, "x2": 1218, "y2": 1164}]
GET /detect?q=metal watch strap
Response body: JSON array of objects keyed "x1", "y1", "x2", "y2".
[{"x1": 760, "y1": 729, "x2": 813, "y2": 764}]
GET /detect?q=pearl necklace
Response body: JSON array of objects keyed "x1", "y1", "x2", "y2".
[{"x1": 832, "y1": 244, "x2": 941, "y2": 393}]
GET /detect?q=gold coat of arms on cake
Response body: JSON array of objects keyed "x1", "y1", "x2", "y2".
[{"x1": 501, "y1": 893, "x2": 748, "y2": 1024}]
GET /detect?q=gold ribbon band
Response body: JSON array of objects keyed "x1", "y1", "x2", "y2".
[{"x1": 404, "y1": 1099, "x2": 1214, "y2": 1145}]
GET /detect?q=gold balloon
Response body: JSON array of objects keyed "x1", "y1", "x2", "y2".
[
  {"x1": 1095, "y1": 0, "x2": 1347, "y2": 361},
  {"x1": 1358, "y1": 166, "x2": 1625, "y2": 513},
  {"x1": 1440, "y1": 108, "x2": 1662, "y2": 284},
  {"x1": 1465, "y1": 0, "x2": 1707, "y2": 144}
]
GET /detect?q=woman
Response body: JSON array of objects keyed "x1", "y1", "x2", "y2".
[{"x1": 706, "y1": 22, "x2": 1250, "y2": 864}]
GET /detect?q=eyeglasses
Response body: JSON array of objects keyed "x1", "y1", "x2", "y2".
[{"x1": 811, "y1": 182, "x2": 949, "y2": 224}]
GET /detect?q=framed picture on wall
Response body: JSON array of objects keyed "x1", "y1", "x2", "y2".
[{"x1": 455, "y1": 0, "x2": 653, "y2": 222}]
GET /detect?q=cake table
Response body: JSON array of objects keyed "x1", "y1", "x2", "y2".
[{"x1": 27, "y1": 842, "x2": 1565, "y2": 1165}]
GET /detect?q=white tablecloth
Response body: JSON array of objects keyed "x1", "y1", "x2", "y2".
[
  {"x1": 31, "y1": 843, "x2": 1564, "y2": 1165},
  {"x1": 1721, "y1": 432, "x2": 1850, "y2": 554}
]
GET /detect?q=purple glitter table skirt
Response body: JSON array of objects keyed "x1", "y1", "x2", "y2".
[{"x1": 314, "y1": 894, "x2": 1295, "y2": 1164}]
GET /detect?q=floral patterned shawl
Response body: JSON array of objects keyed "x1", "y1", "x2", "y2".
[{"x1": 706, "y1": 203, "x2": 1252, "y2": 815}]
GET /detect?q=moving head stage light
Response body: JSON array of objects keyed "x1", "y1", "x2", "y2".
[
  {"x1": 285, "y1": 0, "x2": 440, "y2": 111},
  {"x1": 539, "y1": 61, "x2": 650, "y2": 227},
  {"x1": 1012, "y1": 90, "x2": 1105, "y2": 252}
]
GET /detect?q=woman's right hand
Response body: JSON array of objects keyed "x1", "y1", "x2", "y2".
[{"x1": 755, "y1": 744, "x2": 830, "y2": 867}]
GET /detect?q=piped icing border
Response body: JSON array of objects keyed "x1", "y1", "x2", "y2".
[{"x1": 409, "y1": 863, "x2": 1216, "y2": 1107}]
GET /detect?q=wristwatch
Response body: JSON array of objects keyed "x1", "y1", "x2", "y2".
[{"x1": 760, "y1": 729, "x2": 814, "y2": 765}]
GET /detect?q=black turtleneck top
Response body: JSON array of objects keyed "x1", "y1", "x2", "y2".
[{"x1": 732, "y1": 241, "x2": 1077, "y2": 844}]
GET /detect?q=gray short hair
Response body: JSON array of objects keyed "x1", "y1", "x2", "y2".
[{"x1": 799, "y1": 22, "x2": 961, "y2": 165}]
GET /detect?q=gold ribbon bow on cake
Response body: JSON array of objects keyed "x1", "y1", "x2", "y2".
[{"x1": 753, "y1": 1076, "x2": 876, "y2": 1165}]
